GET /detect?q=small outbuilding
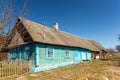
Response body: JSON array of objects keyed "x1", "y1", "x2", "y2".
[{"x1": 89, "y1": 40, "x2": 107, "y2": 59}]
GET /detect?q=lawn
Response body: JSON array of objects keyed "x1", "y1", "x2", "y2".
[{"x1": 4, "y1": 53, "x2": 120, "y2": 80}]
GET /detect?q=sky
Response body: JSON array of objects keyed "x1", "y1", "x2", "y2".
[{"x1": 17, "y1": 0, "x2": 120, "y2": 49}]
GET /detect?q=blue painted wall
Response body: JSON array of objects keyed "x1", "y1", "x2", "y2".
[
  {"x1": 74, "y1": 48, "x2": 82, "y2": 62},
  {"x1": 8, "y1": 43, "x2": 35, "y2": 63},
  {"x1": 86, "y1": 50, "x2": 92, "y2": 60},
  {"x1": 8, "y1": 43, "x2": 92, "y2": 72}
]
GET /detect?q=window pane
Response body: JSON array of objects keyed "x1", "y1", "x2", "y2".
[
  {"x1": 65, "y1": 48, "x2": 69, "y2": 57},
  {"x1": 12, "y1": 49, "x2": 16, "y2": 59},
  {"x1": 47, "y1": 47, "x2": 53, "y2": 58},
  {"x1": 48, "y1": 51, "x2": 51, "y2": 57},
  {"x1": 25, "y1": 47, "x2": 30, "y2": 60}
]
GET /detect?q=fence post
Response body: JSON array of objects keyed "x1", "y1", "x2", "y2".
[
  {"x1": 0, "y1": 62, "x2": 1, "y2": 78},
  {"x1": 1, "y1": 62, "x2": 3, "y2": 77}
]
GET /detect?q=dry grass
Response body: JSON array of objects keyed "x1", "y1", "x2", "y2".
[{"x1": 4, "y1": 53, "x2": 120, "y2": 80}]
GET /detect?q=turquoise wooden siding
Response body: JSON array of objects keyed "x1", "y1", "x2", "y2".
[
  {"x1": 31, "y1": 44, "x2": 92, "y2": 72},
  {"x1": 37, "y1": 44, "x2": 74, "y2": 67},
  {"x1": 81, "y1": 49, "x2": 87, "y2": 60},
  {"x1": 80, "y1": 49, "x2": 92, "y2": 61},
  {"x1": 8, "y1": 50, "x2": 12, "y2": 63},
  {"x1": 8, "y1": 42, "x2": 92, "y2": 72},
  {"x1": 60, "y1": 47, "x2": 74, "y2": 64},
  {"x1": 8, "y1": 44, "x2": 35, "y2": 65},
  {"x1": 35, "y1": 43, "x2": 39, "y2": 67},
  {"x1": 86, "y1": 50, "x2": 92, "y2": 60},
  {"x1": 74, "y1": 48, "x2": 82, "y2": 62}
]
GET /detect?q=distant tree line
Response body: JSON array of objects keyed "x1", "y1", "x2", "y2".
[
  {"x1": 115, "y1": 34, "x2": 120, "y2": 52},
  {"x1": 116, "y1": 45, "x2": 120, "y2": 52},
  {"x1": 107, "y1": 35, "x2": 120, "y2": 54},
  {"x1": 116, "y1": 34, "x2": 120, "y2": 52}
]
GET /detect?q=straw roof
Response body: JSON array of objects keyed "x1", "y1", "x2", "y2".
[
  {"x1": 89, "y1": 40, "x2": 107, "y2": 51},
  {"x1": 7, "y1": 17, "x2": 106, "y2": 52}
]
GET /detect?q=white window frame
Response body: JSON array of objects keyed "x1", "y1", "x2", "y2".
[
  {"x1": 65, "y1": 48, "x2": 70, "y2": 58},
  {"x1": 46, "y1": 46, "x2": 54, "y2": 59}
]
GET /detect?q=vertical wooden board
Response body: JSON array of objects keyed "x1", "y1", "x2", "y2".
[
  {"x1": 34, "y1": 43, "x2": 39, "y2": 67},
  {"x1": 81, "y1": 49, "x2": 87, "y2": 60},
  {"x1": 39, "y1": 44, "x2": 46, "y2": 65},
  {"x1": 74, "y1": 50, "x2": 78, "y2": 62},
  {"x1": 8, "y1": 49, "x2": 12, "y2": 63},
  {"x1": 0, "y1": 64, "x2": 2, "y2": 78},
  {"x1": 58, "y1": 47, "x2": 62, "y2": 64},
  {"x1": 86, "y1": 50, "x2": 92, "y2": 60},
  {"x1": 61, "y1": 47, "x2": 68, "y2": 63},
  {"x1": 16, "y1": 47, "x2": 19, "y2": 59},
  {"x1": 20, "y1": 45, "x2": 24, "y2": 59},
  {"x1": 19, "y1": 47, "x2": 21, "y2": 60},
  {"x1": 69, "y1": 47, "x2": 74, "y2": 61},
  {"x1": 60, "y1": 46, "x2": 64, "y2": 62},
  {"x1": 74, "y1": 48, "x2": 82, "y2": 62},
  {"x1": 53, "y1": 46, "x2": 60, "y2": 64},
  {"x1": 30, "y1": 44, "x2": 35, "y2": 60}
]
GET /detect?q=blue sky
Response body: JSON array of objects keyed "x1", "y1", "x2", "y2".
[{"x1": 19, "y1": 0, "x2": 120, "y2": 48}]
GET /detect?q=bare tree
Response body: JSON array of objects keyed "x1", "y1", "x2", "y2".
[
  {"x1": 118, "y1": 34, "x2": 120, "y2": 41},
  {"x1": 116, "y1": 34, "x2": 120, "y2": 52},
  {"x1": 0, "y1": 0, "x2": 28, "y2": 35},
  {"x1": 107, "y1": 48, "x2": 116, "y2": 54},
  {"x1": 116, "y1": 45, "x2": 120, "y2": 52},
  {"x1": 0, "y1": 0, "x2": 28, "y2": 50}
]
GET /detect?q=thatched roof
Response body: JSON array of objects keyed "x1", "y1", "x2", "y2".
[
  {"x1": 7, "y1": 17, "x2": 106, "y2": 52},
  {"x1": 89, "y1": 40, "x2": 107, "y2": 51}
]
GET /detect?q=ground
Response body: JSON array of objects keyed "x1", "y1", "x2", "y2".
[{"x1": 3, "y1": 53, "x2": 120, "y2": 80}]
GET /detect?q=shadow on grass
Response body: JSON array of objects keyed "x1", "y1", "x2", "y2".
[
  {"x1": 111, "y1": 58, "x2": 120, "y2": 61},
  {"x1": 99, "y1": 58, "x2": 111, "y2": 61},
  {"x1": 100, "y1": 58, "x2": 120, "y2": 62}
]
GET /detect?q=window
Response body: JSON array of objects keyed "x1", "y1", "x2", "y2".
[
  {"x1": 24, "y1": 47, "x2": 30, "y2": 60},
  {"x1": 12, "y1": 49, "x2": 16, "y2": 59},
  {"x1": 46, "y1": 46, "x2": 54, "y2": 59},
  {"x1": 48, "y1": 48, "x2": 53, "y2": 57},
  {"x1": 65, "y1": 48, "x2": 70, "y2": 58}
]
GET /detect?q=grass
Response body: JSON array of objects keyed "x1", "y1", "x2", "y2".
[{"x1": 3, "y1": 53, "x2": 120, "y2": 80}]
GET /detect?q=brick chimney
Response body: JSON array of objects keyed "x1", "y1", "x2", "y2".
[{"x1": 53, "y1": 23, "x2": 58, "y2": 30}]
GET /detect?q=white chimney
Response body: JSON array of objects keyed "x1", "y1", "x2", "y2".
[{"x1": 53, "y1": 23, "x2": 58, "y2": 30}]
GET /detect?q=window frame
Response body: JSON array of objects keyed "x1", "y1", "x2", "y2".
[
  {"x1": 46, "y1": 45, "x2": 54, "y2": 59},
  {"x1": 65, "y1": 48, "x2": 70, "y2": 58},
  {"x1": 12, "y1": 48, "x2": 17, "y2": 59},
  {"x1": 24, "y1": 46, "x2": 30, "y2": 60}
]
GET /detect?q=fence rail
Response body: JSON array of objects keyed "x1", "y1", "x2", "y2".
[{"x1": 0, "y1": 59, "x2": 29, "y2": 78}]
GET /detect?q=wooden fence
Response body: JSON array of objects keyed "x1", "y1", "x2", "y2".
[{"x1": 0, "y1": 59, "x2": 29, "y2": 78}]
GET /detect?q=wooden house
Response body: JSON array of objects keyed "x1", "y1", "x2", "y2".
[
  {"x1": 5, "y1": 17, "x2": 107, "y2": 72},
  {"x1": 89, "y1": 40, "x2": 107, "y2": 59}
]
